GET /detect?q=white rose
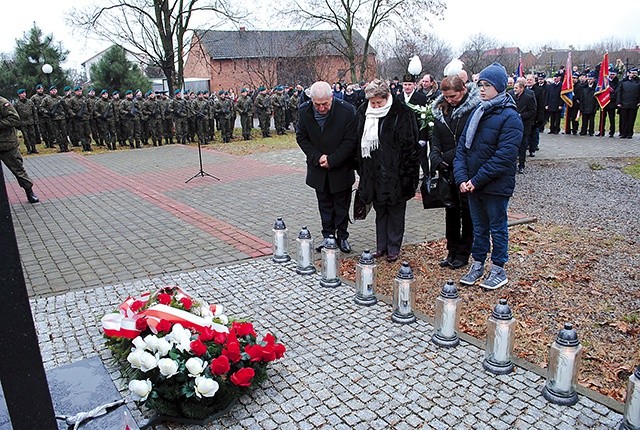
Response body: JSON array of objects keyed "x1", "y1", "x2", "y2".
[
  {"x1": 157, "y1": 358, "x2": 179, "y2": 378},
  {"x1": 197, "y1": 305, "x2": 213, "y2": 319},
  {"x1": 138, "y1": 351, "x2": 158, "y2": 372},
  {"x1": 185, "y1": 357, "x2": 205, "y2": 377},
  {"x1": 129, "y1": 379, "x2": 152, "y2": 401},
  {"x1": 143, "y1": 334, "x2": 159, "y2": 352},
  {"x1": 127, "y1": 349, "x2": 144, "y2": 369},
  {"x1": 166, "y1": 324, "x2": 192, "y2": 352},
  {"x1": 218, "y1": 315, "x2": 229, "y2": 325},
  {"x1": 194, "y1": 376, "x2": 219, "y2": 398},
  {"x1": 132, "y1": 336, "x2": 147, "y2": 351},
  {"x1": 155, "y1": 337, "x2": 172, "y2": 357},
  {"x1": 428, "y1": 121, "x2": 435, "y2": 127}
]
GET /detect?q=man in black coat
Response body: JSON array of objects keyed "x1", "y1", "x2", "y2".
[
  {"x1": 579, "y1": 72, "x2": 598, "y2": 136},
  {"x1": 399, "y1": 73, "x2": 430, "y2": 176},
  {"x1": 510, "y1": 79, "x2": 537, "y2": 173},
  {"x1": 528, "y1": 73, "x2": 547, "y2": 155},
  {"x1": 296, "y1": 81, "x2": 358, "y2": 253},
  {"x1": 617, "y1": 68, "x2": 640, "y2": 139},
  {"x1": 598, "y1": 68, "x2": 619, "y2": 137},
  {"x1": 545, "y1": 72, "x2": 563, "y2": 134}
]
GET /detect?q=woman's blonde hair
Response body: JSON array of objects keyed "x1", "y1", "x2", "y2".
[{"x1": 364, "y1": 79, "x2": 390, "y2": 99}]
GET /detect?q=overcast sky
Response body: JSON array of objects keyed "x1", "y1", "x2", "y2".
[{"x1": 1, "y1": 0, "x2": 639, "y2": 71}]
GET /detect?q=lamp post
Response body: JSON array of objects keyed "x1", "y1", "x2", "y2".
[
  {"x1": 295, "y1": 226, "x2": 316, "y2": 275},
  {"x1": 391, "y1": 262, "x2": 416, "y2": 324},
  {"x1": 483, "y1": 299, "x2": 516, "y2": 375},
  {"x1": 431, "y1": 279, "x2": 461, "y2": 348},
  {"x1": 408, "y1": 55, "x2": 422, "y2": 82},
  {"x1": 354, "y1": 249, "x2": 377, "y2": 306},
  {"x1": 42, "y1": 63, "x2": 53, "y2": 88},
  {"x1": 271, "y1": 217, "x2": 290, "y2": 263},
  {"x1": 542, "y1": 323, "x2": 583, "y2": 406},
  {"x1": 621, "y1": 365, "x2": 640, "y2": 430}
]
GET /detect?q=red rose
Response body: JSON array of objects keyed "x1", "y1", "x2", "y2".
[
  {"x1": 179, "y1": 297, "x2": 193, "y2": 310},
  {"x1": 232, "y1": 322, "x2": 256, "y2": 337},
  {"x1": 226, "y1": 329, "x2": 238, "y2": 345},
  {"x1": 130, "y1": 300, "x2": 147, "y2": 312},
  {"x1": 274, "y1": 343, "x2": 286, "y2": 359},
  {"x1": 262, "y1": 333, "x2": 276, "y2": 345},
  {"x1": 244, "y1": 344, "x2": 264, "y2": 362},
  {"x1": 261, "y1": 343, "x2": 277, "y2": 362},
  {"x1": 210, "y1": 355, "x2": 231, "y2": 375},
  {"x1": 199, "y1": 326, "x2": 215, "y2": 342},
  {"x1": 222, "y1": 342, "x2": 241, "y2": 363},
  {"x1": 230, "y1": 367, "x2": 255, "y2": 387},
  {"x1": 190, "y1": 339, "x2": 208, "y2": 357},
  {"x1": 158, "y1": 293, "x2": 172, "y2": 305},
  {"x1": 213, "y1": 331, "x2": 227, "y2": 345},
  {"x1": 156, "y1": 319, "x2": 173, "y2": 333},
  {"x1": 135, "y1": 317, "x2": 148, "y2": 331}
]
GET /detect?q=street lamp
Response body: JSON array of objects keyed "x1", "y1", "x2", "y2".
[{"x1": 42, "y1": 64, "x2": 53, "y2": 88}]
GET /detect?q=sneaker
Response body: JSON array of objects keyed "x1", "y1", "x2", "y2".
[
  {"x1": 460, "y1": 261, "x2": 484, "y2": 285},
  {"x1": 479, "y1": 265, "x2": 508, "y2": 290}
]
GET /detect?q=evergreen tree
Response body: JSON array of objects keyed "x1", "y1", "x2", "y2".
[
  {"x1": 0, "y1": 23, "x2": 70, "y2": 97},
  {"x1": 90, "y1": 46, "x2": 151, "y2": 93}
]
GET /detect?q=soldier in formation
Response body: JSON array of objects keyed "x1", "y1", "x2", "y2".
[
  {"x1": 14, "y1": 89, "x2": 39, "y2": 154},
  {"x1": 236, "y1": 88, "x2": 253, "y2": 140},
  {"x1": 254, "y1": 86, "x2": 272, "y2": 138}
]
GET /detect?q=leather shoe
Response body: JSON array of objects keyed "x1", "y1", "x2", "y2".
[
  {"x1": 338, "y1": 239, "x2": 351, "y2": 253},
  {"x1": 449, "y1": 257, "x2": 469, "y2": 270},
  {"x1": 386, "y1": 254, "x2": 399, "y2": 263},
  {"x1": 26, "y1": 189, "x2": 39, "y2": 204},
  {"x1": 315, "y1": 238, "x2": 328, "y2": 252},
  {"x1": 439, "y1": 253, "x2": 455, "y2": 267},
  {"x1": 372, "y1": 250, "x2": 387, "y2": 258},
  {"x1": 517, "y1": 166, "x2": 524, "y2": 174}
]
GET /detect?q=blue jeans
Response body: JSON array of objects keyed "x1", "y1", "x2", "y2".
[{"x1": 467, "y1": 193, "x2": 510, "y2": 266}]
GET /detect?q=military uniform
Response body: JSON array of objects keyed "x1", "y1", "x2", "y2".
[
  {"x1": 30, "y1": 85, "x2": 50, "y2": 147},
  {"x1": 14, "y1": 90, "x2": 39, "y2": 154},
  {"x1": 142, "y1": 93, "x2": 162, "y2": 146},
  {"x1": 86, "y1": 90, "x2": 100, "y2": 145},
  {"x1": 158, "y1": 94, "x2": 174, "y2": 144},
  {"x1": 0, "y1": 96, "x2": 39, "y2": 203},
  {"x1": 214, "y1": 91, "x2": 233, "y2": 143},
  {"x1": 119, "y1": 91, "x2": 142, "y2": 148},
  {"x1": 40, "y1": 87, "x2": 69, "y2": 152},
  {"x1": 271, "y1": 87, "x2": 286, "y2": 134},
  {"x1": 254, "y1": 88, "x2": 272, "y2": 137},
  {"x1": 94, "y1": 91, "x2": 117, "y2": 150},
  {"x1": 206, "y1": 93, "x2": 217, "y2": 140},
  {"x1": 192, "y1": 94, "x2": 210, "y2": 145},
  {"x1": 235, "y1": 90, "x2": 253, "y2": 140},
  {"x1": 169, "y1": 92, "x2": 189, "y2": 144},
  {"x1": 63, "y1": 87, "x2": 79, "y2": 147},
  {"x1": 68, "y1": 88, "x2": 93, "y2": 151}
]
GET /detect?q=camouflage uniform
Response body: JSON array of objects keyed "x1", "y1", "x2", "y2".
[
  {"x1": 134, "y1": 91, "x2": 145, "y2": 146},
  {"x1": 187, "y1": 92, "x2": 197, "y2": 142},
  {"x1": 288, "y1": 90, "x2": 300, "y2": 129},
  {"x1": 30, "y1": 86, "x2": 50, "y2": 147},
  {"x1": 214, "y1": 91, "x2": 233, "y2": 143},
  {"x1": 235, "y1": 91, "x2": 253, "y2": 140},
  {"x1": 0, "y1": 96, "x2": 39, "y2": 202},
  {"x1": 14, "y1": 91, "x2": 39, "y2": 153},
  {"x1": 142, "y1": 93, "x2": 162, "y2": 146},
  {"x1": 67, "y1": 89, "x2": 92, "y2": 151},
  {"x1": 271, "y1": 87, "x2": 286, "y2": 135},
  {"x1": 206, "y1": 93, "x2": 217, "y2": 141},
  {"x1": 119, "y1": 92, "x2": 142, "y2": 148},
  {"x1": 158, "y1": 94, "x2": 174, "y2": 144},
  {"x1": 254, "y1": 89, "x2": 272, "y2": 137},
  {"x1": 192, "y1": 94, "x2": 210, "y2": 145},
  {"x1": 86, "y1": 90, "x2": 100, "y2": 145},
  {"x1": 111, "y1": 92, "x2": 125, "y2": 147},
  {"x1": 169, "y1": 92, "x2": 189, "y2": 144},
  {"x1": 63, "y1": 87, "x2": 79, "y2": 147},
  {"x1": 94, "y1": 91, "x2": 117, "y2": 150},
  {"x1": 40, "y1": 88, "x2": 69, "y2": 152}
]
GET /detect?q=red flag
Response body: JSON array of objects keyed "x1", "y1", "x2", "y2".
[
  {"x1": 595, "y1": 53, "x2": 611, "y2": 109},
  {"x1": 515, "y1": 54, "x2": 524, "y2": 78},
  {"x1": 560, "y1": 52, "x2": 574, "y2": 107}
]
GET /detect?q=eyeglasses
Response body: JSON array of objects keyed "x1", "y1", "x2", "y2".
[{"x1": 476, "y1": 82, "x2": 493, "y2": 89}]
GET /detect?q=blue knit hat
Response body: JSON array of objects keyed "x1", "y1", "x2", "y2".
[{"x1": 478, "y1": 62, "x2": 508, "y2": 93}]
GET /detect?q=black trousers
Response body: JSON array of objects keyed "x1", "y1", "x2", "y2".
[
  {"x1": 619, "y1": 108, "x2": 638, "y2": 138},
  {"x1": 601, "y1": 109, "x2": 616, "y2": 136},
  {"x1": 315, "y1": 187, "x2": 351, "y2": 240},
  {"x1": 548, "y1": 111, "x2": 561, "y2": 133},
  {"x1": 444, "y1": 203, "x2": 473, "y2": 259},
  {"x1": 580, "y1": 113, "x2": 595, "y2": 136},
  {"x1": 373, "y1": 200, "x2": 407, "y2": 255},
  {"x1": 518, "y1": 134, "x2": 530, "y2": 168}
]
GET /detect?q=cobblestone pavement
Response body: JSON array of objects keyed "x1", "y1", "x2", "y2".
[
  {"x1": 34, "y1": 259, "x2": 623, "y2": 429},
  {"x1": 4, "y1": 132, "x2": 639, "y2": 428}
]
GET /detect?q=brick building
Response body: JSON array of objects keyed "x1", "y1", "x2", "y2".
[{"x1": 183, "y1": 28, "x2": 377, "y2": 93}]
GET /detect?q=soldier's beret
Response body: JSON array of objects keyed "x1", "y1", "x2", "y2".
[
  {"x1": 88, "y1": 88, "x2": 95, "y2": 93},
  {"x1": 125, "y1": 90, "x2": 133, "y2": 95},
  {"x1": 257, "y1": 86, "x2": 266, "y2": 92},
  {"x1": 274, "y1": 85, "x2": 283, "y2": 91},
  {"x1": 587, "y1": 71, "x2": 596, "y2": 78},
  {"x1": 135, "y1": 89, "x2": 142, "y2": 95},
  {"x1": 64, "y1": 86, "x2": 71, "y2": 91},
  {"x1": 218, "y1": 90, "x2": 225, "y2": 95},
  {"x1": 146, "y1": 90, "x2": 152, "y2": 96},
  {"x1": 17, "y1": 88, "x2": 26, "y2": 95},
  {"x1": 241, "y1": 88, "x2": 248, "y2": 93},
  {"x1": 101, "y1": 89, "x2": 108, "y2": 95},
  {"x1": 196, "y1": 91, "x2": 202, "y2": 95},
  {"x1": 112, "y1": 90, "x2": 119, "y2": 96},
  {"x1": 50, "y1": 85, "x2": 57, "y2": 91},
  {"x1": 608, "y1": 67, "x2": 619, "y2": 74},
  {"x1": 73, "y1": 86, "x2": 82, "y2": 91},
  {"x1": 35, "y1": 84, "x2": 44, "y2": 90},
  {"x1": 203, "y1": 90, "x2": 209, "y2": 94},
  {"x1": 174, "y1": 89, "x2": 181, "y2": 95}
]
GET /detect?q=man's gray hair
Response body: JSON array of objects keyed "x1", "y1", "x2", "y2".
[
  {"x1": 309, "y1": 81, "x2": 333, "y2": 100},
  {"x1": 364, "y1": 79, "x2": 390, "y2": 99}
]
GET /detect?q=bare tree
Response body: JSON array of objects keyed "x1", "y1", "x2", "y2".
[
  {"x1": 288, "y1": 0, "x2": 445, "y2": 83},
  {"x1": 460, "y1": 33, "x2": 498, "y2": 75},
  {"x1": 68, "y1": 0, "x2": 244, "y2": 94}
]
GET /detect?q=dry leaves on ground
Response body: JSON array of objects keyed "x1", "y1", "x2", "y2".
[{"x1": 340, "y1": 221, "x2": 639, "y2": 402}]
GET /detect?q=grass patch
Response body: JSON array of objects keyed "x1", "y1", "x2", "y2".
[{"x1": 622, "y1": 158, "x2": 640, "y2": 179}]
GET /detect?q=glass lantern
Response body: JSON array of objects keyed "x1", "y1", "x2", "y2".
[
  {"x1": 272, "y1": 217, "x2": 290, "y2": 263},
  {"x1": 431, "y1": 279, "x2": 461, "y2": 348},
  {"x1": 483, "y1": 299, "x2": 515, "y2": 375},
  {"x1": 320, "y1": 235, "x2": 341, "y2": 288},
  {"x1": 391, "y1": 262, "x2": 416, "y2": 324},
  {"x1": 542, "y1": 323, "x2": 583, "y2": 406},
  {"x1": 621, "y1": 366, "x2": 640, "y2": 430},
  {"x1": 354, "y1": 249, "x2": 377, "y2": 306},
  {"x1": 295, "y1": 226, "x2": 316, "y2": 275}
]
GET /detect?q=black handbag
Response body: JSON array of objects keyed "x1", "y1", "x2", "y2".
[
  {"x1": 421, "y1": 170, "x2": 456, "y2": 209},
  {"x1": 353, "y1": 189, "x2": 373, "y2": 220}
]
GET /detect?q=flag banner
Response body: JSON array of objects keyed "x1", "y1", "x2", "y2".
[
  {"x1": 561, "y1": 52, "x2": 574, "y2": 107},
  {"x1": 515, "y1": 54, "x2": 524, "y2": 78},
  {"x1": 595, "y1": 53, "x2": 611, "y2": 109}
]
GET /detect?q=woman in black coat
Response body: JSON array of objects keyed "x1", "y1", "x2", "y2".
[
  {"x1": 429, "y1": 76, "x2": 481, "y2": 269},
  {"x1": 356, "y1": 79, "x2": 420, "y2": 262}
]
